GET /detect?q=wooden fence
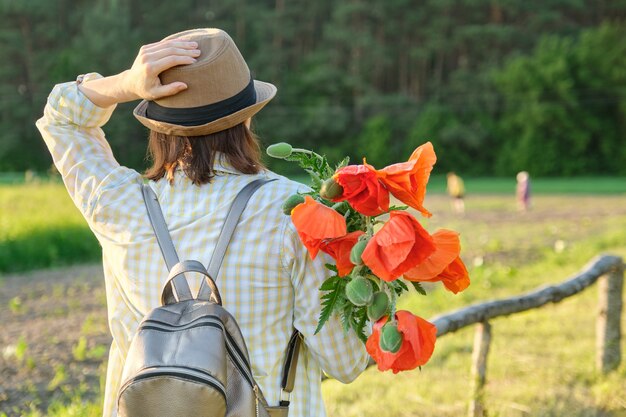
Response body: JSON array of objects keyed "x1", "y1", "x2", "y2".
[{"x1": 363, "y1": 254, "x2": 625, "y2": 416}]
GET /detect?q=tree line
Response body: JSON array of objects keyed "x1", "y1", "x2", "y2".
[{"x1": 1, "y1": 0, "x2": 625, "y2": 176}]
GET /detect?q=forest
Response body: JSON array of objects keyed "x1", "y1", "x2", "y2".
[{"x1": 1, "y1": 0, "x2": 625, "y2": 176}]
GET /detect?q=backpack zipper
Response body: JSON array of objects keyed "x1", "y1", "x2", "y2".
[
  {"x1": 140, "y1": 317, "x2": 257, "y2": 388},
  {"x1": 254, "y1": 384, "x2": 260, "y2": 417},
  {"x1": 119, "y1": 366, "x2": 226, "y2": 399}
]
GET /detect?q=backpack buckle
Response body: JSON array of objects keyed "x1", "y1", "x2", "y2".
[{"x1": 279, "y1": 389, "x2": 291, "y2": 407}]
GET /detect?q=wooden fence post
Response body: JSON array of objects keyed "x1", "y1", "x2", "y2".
[
  {"x1": 468, "y1": 321, "x2": 491, "y2": 417},
  {"x1": 596, "y1": 261, "x2": 624, "y2": 373}
]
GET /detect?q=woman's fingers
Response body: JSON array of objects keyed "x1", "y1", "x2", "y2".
[
  {"x1": 126, "y1": 38, "x2": 198, "y2": 100},
  {"x1": 152, "y1": 82, "x2": 188, "y2": 99},
  {"x1": 140, "y1": 39, "x2": 199, "y2": 75},
  {"x1": 142, "y1": 39, "x2": 197, "y2": 54},
  {"x1": 145, "y1": 46, "x2": 201, "y2": 62},
  {"x1": 150, "y1": 55, "x2": 197, "y2": 75}
]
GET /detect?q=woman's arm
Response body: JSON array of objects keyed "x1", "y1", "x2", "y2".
[
  {"x1": 78, "y1": 39, "x2": 200, "y2": 107},
  {"x1": 283, "y1": 220, "x2": 369, "y2": 383},
  {"x1": 35, "y1": 39, "x2": 200, "y2": 221}
]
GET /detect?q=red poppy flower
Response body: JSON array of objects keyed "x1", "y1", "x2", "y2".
[
  {"x1": 291, "y1": 196, "x2": 347, "y2": 259},
  {"x1": 319, "y1": 231, "x2": 365, "y2": 277},
  {"x1": 332, "y1": 163, "x2": 389, "y2": 216},
  {"x1": 404, "y1": 229, "x2": 460, "y2": 280},
  {"x1": 366, "y1": 310, "x2": 437, "y2": 373},
  {"x1": 361, "y1": 211, "x2": 436, "y2": 281},
  {"x1": 437, "y1": 256, "x2": 470, "y2": 294},
  {"x1": 377, "y1": 142, "x2": 436, "y2": 217},
  {"x1": 404, "y1": 229, "x2": 470, "y2": 294}
]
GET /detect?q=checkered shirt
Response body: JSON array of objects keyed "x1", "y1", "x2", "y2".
[{"x1": 36, "y1": 77, "x2": 368, "y2": 417}]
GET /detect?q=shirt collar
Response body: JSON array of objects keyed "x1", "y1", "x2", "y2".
[{"x1": 175, "y1": 151, "x2": 242, "y2": 176}]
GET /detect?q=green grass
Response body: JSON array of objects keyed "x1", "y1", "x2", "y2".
[
  {"x1": 425, "y1": 175, "x2": 626, "y2": 195},
  {"x1": 0, "y1": 172, "x2": 61, "y2": 185},
  {"x1": 0, "y1": 183, "x2": 100, "y2": 273},
  {"x1": 286, "y1": 173, "x2": 626, "y2": 195},
  {"x1": 5, "y1": 172, "x2": 625, "y2": 195},
  {"x1": 322, "y1": 195, "x2": 626, "y2": 417}
]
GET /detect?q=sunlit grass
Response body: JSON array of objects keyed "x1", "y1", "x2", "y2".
[
  {"x1": 323, "y1": 196, "x2": 626, "y2": 417},
  {"x1": 423, "y1": 176, "x2": 626, "y2": 195},
  {"x1": 0, "y1": 183, "x2": 100, "y2": 273}
]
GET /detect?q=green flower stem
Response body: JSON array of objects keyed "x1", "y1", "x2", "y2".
[
  {"x1": 365, "y1": 216, "x2": 374, "y2": 236},
  {"x1": 291, "y1": 148, "x2": 326, "y2": 164},
  {"x1": 351, "y1": 265, "x2": 366, "y2": 278},
  {"x1": 382, "y1": 282, "x2": 397, "y2": 324}
]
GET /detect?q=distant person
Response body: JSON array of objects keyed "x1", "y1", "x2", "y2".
[
  {"x1": 446, "y1": 172, "x2": 465, "y2": 214},
  {"x1": 516, "y1": 171, "x2": 531, "y2": 211}
]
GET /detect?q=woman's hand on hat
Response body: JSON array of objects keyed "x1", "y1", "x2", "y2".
[
  {"x1": 77, "y1": 39, "x2": 200, "y2": 108},
  {"x1": 121, "y1": 39, "x2": 200, "y2": 101}
]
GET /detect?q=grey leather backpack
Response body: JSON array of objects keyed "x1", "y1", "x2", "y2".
[{"x1": 117, "y1": 179, "x2": 301, "y2": 417}]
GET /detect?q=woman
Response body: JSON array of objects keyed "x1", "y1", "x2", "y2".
[{"x1": 36, "y1": 28, "x2": 367, "y2": 417}]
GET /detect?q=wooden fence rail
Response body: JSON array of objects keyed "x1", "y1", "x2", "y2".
[{"x1": 359, "y1": 254, "x2": 624, "y2": 416}]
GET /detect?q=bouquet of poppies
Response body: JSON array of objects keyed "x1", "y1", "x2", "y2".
[{"x1": 267, "y1": 141, "x2": 469, "y2": 373}]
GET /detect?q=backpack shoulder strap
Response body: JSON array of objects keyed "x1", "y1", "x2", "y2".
[
  {"x1": 197, "y1": 177, "x2": 276, "y2": 298},
  {"x1": 141, "y1": 184, "x2": 193, "y2": 304},
  {"x1": 196, "y1": 177, "x2": 302, "y2": 404}
]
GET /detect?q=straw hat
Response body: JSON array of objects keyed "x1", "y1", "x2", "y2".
[{"x1": 133, "y1": 28, "x2": 276, "y2": 136}]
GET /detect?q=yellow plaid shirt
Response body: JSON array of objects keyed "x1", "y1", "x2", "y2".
[{"x1": 36, "y1": 77, "x2": 368, "y2": 417}]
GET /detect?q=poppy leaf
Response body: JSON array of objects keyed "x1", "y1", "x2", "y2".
[
  {"x1": 319, "y1": 275, "x2": 341, "y2": 291},
  {"x1": 352, "y1": 307, "x2": 369, "y2": 343},
  {"x1": 395, "y1": 279, "x2": 409, "y2": 293},
  {"x1": 387, "y1": 279, "x2": 409, "y2": 295},
  {"x1": 387, "y1": 205, "x2": 409, "y2": 212},
  {"x1": 409, "y1": 281, "x2": 427, "y2": 296},
  {"x1": 315, "y1": 277, "x2": 346, "y2": 335},
  {"x1": 340, "y1": 304, "x2": 352, "y2": 333},
  {"x1": 335, "y1": 156, "x2": 350, "y2": 170}
]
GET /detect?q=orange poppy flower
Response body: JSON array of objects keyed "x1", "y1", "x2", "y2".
[
  {"x1": 319, "y1": 231, "x2": 365, "y2": 277},
  {"x1": 366, "y1": 310, "x2": 437, "y2": 373},
  {"x1": 332, "y1": 164, "x2": 389, "y2": 216},
  {"x1": 404, "y1": 230, "x2": 470, "y2": 294},
  {"x1": 361, "y1": 211, "x2": 436, "y2": 281},
  {"x1": 291, "y1": 196, "x2": 347, "y2": 259},
  {"x1": 437, "y1": 256, "x2": 470, "y2": 294},
  {"x1": 404, "y1": 229, "x2": 461, "y2": 281},
  {"x1": 377, "y1": 142, "x2": 436, "y2": 217}
]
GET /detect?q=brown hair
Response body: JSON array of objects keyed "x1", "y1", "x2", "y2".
[{"x1": 144, "y1": 123, "x2": 265, "y2": 185}]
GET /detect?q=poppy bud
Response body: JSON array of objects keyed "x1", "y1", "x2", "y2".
[
  {"x1": 367, "y1": 291, "x2": 389, "y2": 321},
  {"x1": 266, "y1": 142, "x2": 293, "y2": 159},
  {"x1": 349, "y1": 238, "x2": 369, "y2": 266},
  {"x1": 345, "y1": 276, "x2": 373, "y2": 306},
  {"x1": 319, "y1": 178, "x2": 344, "y2": 200},
  {"x1": 282, "y1": 194, "x2": 305, "y2": 215},
  {"x1": 380, "y1": 322, "x2": 403, "y2": 353}
]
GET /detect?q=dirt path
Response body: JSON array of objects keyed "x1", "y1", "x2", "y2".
[{"x1": 0, "y1": 264, "x2": 110, "y2": 416}]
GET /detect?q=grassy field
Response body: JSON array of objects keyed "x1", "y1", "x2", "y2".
[
  {"x1": 289, "y1": 174, "x2": 626, "y2": 195},
  {"x1": 0, "y1": 183, "x2": 100, "y2": 273},
  {"x1": 324, "y1": 194, "x2": 626, "y2": 416},
  {"x1": 425, "y1": 175, "x2": 626, "y2": 195},
  {"x1": 1, "y1": 181, "x2": 626, "y2": 416},
  {"x1": 0, "y1": 175, "x2": 624, "y2": 274}
]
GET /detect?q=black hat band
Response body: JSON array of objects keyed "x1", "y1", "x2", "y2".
[{"x1": 145, "y1": 77, "x2": 257, "y2": 127}]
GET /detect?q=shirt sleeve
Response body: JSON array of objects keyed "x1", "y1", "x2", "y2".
[
  {"x1": 35, "y1": 74, "x2": 142, "y2": 221},
  {"x1": 282, "y1": 219, "x2": 369, "y2": 383}
]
